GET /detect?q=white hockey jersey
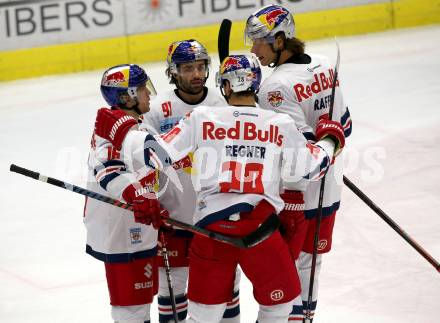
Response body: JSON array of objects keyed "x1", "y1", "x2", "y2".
[
  {"x1": 83, "y1": 119, "x2": 157, "y2": 262},
  {"x1": 139, "y1": 88, "x2": 226, "y2": 228},
  {"x1": 258, "y1": 54, "x2": 353, "y2": 219},
  {"x1": 119, "y1": 105, "x2": 336, "y2": 228}
]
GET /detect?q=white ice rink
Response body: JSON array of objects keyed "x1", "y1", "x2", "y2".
[{"x1": 1, "y1": 25, "x2": 440, "y2": 323}]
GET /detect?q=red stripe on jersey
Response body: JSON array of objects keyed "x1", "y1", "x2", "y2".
[
  {"x1": 343, "y1": 120, "x2": 352, "y2": 129},
  {"x1": 96, "y1": 166, "x2": 122, "y2": 182}
]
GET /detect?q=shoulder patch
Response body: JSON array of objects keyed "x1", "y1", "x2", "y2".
[{"x1": 267, "y1": 91, "x2": 284, "y2": 108}]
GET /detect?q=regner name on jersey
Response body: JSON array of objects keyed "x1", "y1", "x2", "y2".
[{"x1": 120, "y1": 105, "x2": 336, "y2": 228}]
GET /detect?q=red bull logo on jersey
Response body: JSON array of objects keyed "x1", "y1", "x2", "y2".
[
  {"x1": 103, "y1": 68, "x2": 129, "y2": 87},
  {"x1": 258, "y1": 7, "x2": 288, "y2": 30},
  {"x1": 267, "y1": 90, "x2": 284, "y2": 108},
  {"x1": 202, "y1": 121, "x2": 283, "y2": 146},
  {"x1": 293, "y1": 69, "x2": 339, "y2": 103}
]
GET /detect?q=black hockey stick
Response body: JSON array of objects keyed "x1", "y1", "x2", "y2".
[
  {"x1": 218, "y1": 19, "x2": 232, "y2": 62},
  {"x1": 305, "y1": 42, "x2": 341, "y2": 323},
  {"x1": 159, "y1": 231, "x2": 179, "y2": 323},
  {"x1": 343, "y1": 175, "x2": 440, "y2": 273},
  {"x1": 10, "y1": 164, "x2": 279, "y2": 249}
]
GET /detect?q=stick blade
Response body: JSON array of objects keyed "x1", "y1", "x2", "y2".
[{"x1": 334, "y1": 37, "x2": 341, "y2": 73}]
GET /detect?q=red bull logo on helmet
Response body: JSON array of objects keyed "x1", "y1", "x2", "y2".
[
  {"x1": 189, "y1": 44, "x2": 198, "y2": 54},
  {"x1": 167, "y1": 43, "x2": 177, "y2": 63},
  {"x1": 168, "y1": 41, "x2": 201, "y2": 65},
  {"x1": 167, "y1": 44, "x2": 175, "y2": 56},
  {"x1": 221, "y1": 57, "x2": 242, "y2": 74},
  {"x1": 103, "y1": 68, "x2": 129, "y2": 87},
  {"x1": 257, "y1": 6, "x2": 288, "y2": 31}
]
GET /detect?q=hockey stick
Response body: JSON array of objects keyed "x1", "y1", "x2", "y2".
[
  {"x1": 159, "y1": 231, "x2": 179, "y2": 323},
  {"x1": 9, "y1": 164, "x2": 278, "y2": 249},
  {"x1": 343, "y1": 175, "x2": 440, "y2": 273},
  {"x1": 304, "y1": 41, "x2": 341, "y2": 323},
  {"x1": 218, "y1": 19, "x2": 232, "y2": 62}
]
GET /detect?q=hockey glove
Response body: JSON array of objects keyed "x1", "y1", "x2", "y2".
[
  {"x1": 158, "y1": 209, "x2": 174, "y2": 236},
  {"x1": 279, "y1": 190, "x2": 307, "y2": 260},
  {"x1": 122, "y1": 183, "x2": 164, "y2": 229},
  {"x1": 94, "y1": 108, "x2": 137, "y2": 150},
  {"x1": 315, "y1": 118, "x2": 345, "y2": 156}
]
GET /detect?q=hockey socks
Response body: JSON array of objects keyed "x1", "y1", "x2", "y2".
[
  {"x1": 158, "y1": 293, "x2": 188, "y2": 322},
  {"x1": 220, "y1": 290, "x2": 240, "y2": 322}
]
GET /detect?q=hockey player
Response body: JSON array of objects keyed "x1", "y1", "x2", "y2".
[
  {"x1": 140, "y1": 39, "x2": 240, "y2": 322},
  {"x1": 84, "y1": 64, "x2": 164, "y2": 323},
  {"x1": 244, "y1": 4, "x2": 353, "y2": 321},
  {"x1": 93, "y1": 54, "x2": 346, "y2": 323}
]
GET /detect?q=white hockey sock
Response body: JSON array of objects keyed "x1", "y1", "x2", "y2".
[
  {"x1": 111, "y1": 304, "x2": 150, "y2": 323},
  {"x1": 288, "y1": 293, "x2": 304, "y2": 322},
  {"x1": 158, "y1": 267, "x2": 189, "y2": 322},
  {"x1": 298, "y1": 252, "x2": 322, "y2": 319},
  {"x1": 220, "y1": 267, "x2": 241, "y2": 323},
  {"x1": 257, "y1": 300, "x2": 295, "y2": 323},
  {"x1": 219, "y1": 289, "x2": 240, "y2": 322},
  {"x1": 186, "y1": 301, "x2": 227, "y2": 323},
  {"x1": 158, "y1": 267, "x2": 188, "y2": 296},
  {"x1": 158, "y1": 293, "x2": 188, "y2": 322}
]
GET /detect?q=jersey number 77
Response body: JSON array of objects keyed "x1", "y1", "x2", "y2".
[{"x1": 219, "y1": 161, "x2": 264, "y2": 194}]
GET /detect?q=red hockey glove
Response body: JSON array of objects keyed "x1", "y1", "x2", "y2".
[
  {"x1": 279, "y1": 190, "x2": 307, "y2": 260},
  {"x1": 315, "y1": 118, "x2": 345, "y2": 156},
  {"x1": 158, "y1": 208, "x2": 173, "y2": 236},
  {"x1": 122, "y1": 184, "x2": 163, "y2": 229},
  {"x1": 94, "y1": 108, "x2": 137, "y2": 150}
]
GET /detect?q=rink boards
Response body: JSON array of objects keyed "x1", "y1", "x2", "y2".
[{"x1": 0, "y1": 0, "x2": 439, "y2": 81}]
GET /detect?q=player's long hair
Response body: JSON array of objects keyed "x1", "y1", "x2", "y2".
[
  {"x1": 276, "y1": 32, "x2": 305, "y2": 56},
  {"x1": 269, "y1": 33, "x2": 305, "y2": 67},
  {"x1": 165, "y1": 67, "x2": 175, "y2": 84}
]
